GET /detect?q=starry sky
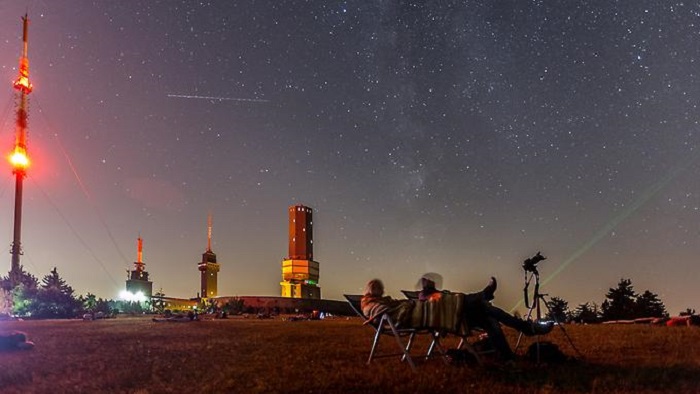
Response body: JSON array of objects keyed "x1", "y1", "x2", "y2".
[{"x1": 0, "y1": 1, "x2": 698, "y2": 315}]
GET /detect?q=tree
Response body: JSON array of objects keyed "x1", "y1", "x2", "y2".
[
  {"x1": 2, "y1": 267, "x2": 38, "y2": 291},
  {"x1": 635, "y1": 290, "x2": 668, "y2": 318},
  {"x1": 545, "y1": 296, "x2": 570, "y2": 323},
  {"x1": 0, "y1": 289, "x2": 11, "y2": 315},
  {"x1": 41, "y1": 267, "x2": 74, "y2": 296},
  {"x1": 571, "y1": 302, "x2": 600, "y2": 324},
  {"x1": 152, "y1": 289, "x2": 166, "y2": 314},
  {"x1": 680, "y1": 308, "x2": 696, "y2": 316},
  {"x1": 205, "y1": 298, "x2": 219, "y2": 314},
  {"x1": 601, "y1": 278, "x2": 637, "y2": 321},
  {"x1": 30, "y1": 268, "x2": 80, "y2": 318},
  {"x1": 222, "y1": 297, "x2": 245, "y2": 315},
  {"x1": 83, "y1": 293, "x2": 97, "y2": 313},
  {"x1": 119, "y1": 301, "x2": 144, "y2": 314},
  {"x1": 2, "y1": 267, "x2": 86, "y2": 319},
  {"x1": 1, "y1": 267, "x2": 38, "y2": 315},
  {"x1": 11, "y1": 283, "x2": 38, "y2": 317},
  {"x1": 96, "y1": 298, "x2": 117, "y2": 316}
]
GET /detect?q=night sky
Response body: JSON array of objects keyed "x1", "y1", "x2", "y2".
[{"x1": 0, "y1": 1, "x2": 698, "y2": 314}]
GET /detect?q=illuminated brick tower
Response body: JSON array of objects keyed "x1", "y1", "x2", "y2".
[
  {"x1": 125, "y1": 237, "x2": 153, "y2": 299},
  {"x1": 198, "y1": 214, "x2": 219, "y2": 299},
  {"x1": 281, "y1": 204, "x2": 320, "y2": 299}
]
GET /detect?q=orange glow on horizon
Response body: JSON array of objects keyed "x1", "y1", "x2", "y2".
[{"x1": 9, "y1": 147, "x2": 30, "y2": 170}]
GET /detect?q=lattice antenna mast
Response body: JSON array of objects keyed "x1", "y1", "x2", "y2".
[{"x1": 9, "y1": 14, "x2": 33, "y2": 286}]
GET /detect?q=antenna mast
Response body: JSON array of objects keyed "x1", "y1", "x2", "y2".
[
  {"x1": 207, "y1": 213, "x2": 213, "y2": 252},
  {"x1": 134, "y1": 237, "x2": 145, "y2": 273},
  {"x1": 9, "y1": 14, "x2": 33, "y2": 287}
]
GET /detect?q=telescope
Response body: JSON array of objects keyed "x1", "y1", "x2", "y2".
[{"x1": 522, "y1": 251, "x2": 546, "y2": 273}]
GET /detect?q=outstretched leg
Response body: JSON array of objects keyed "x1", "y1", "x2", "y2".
[
  {"x1": 461, "y1": 293, "x2": 553, "y2": 360},
  {"x1": 462, "y1": 296, "x2": 515, "y2": 361},
  {"x1": 486, "y1": 304, "x2": 553, "y2": 336}
]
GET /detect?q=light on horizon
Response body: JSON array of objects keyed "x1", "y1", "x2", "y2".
[{"x1": 119, "y1": 290, "x2": 147, "y2": 302}]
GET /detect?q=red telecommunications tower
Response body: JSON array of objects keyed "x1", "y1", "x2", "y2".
[{"x1": 9, "y1": 14, "x2": 33, "y2": 287}]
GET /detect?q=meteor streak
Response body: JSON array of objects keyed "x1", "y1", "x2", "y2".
[{"x1": 167, "y1": 94, "x2": 269, "y2": 103}]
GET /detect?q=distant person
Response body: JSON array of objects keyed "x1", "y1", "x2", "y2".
[
  {"x1": 362, "y1": 278, "x2": 552, "y2": 362},
  {"x1": 0, "y1": 331, "x2": 35, "y2": 351},
  {"x1": 152, "y1": 311, "x2": 199, "y2": 323}
]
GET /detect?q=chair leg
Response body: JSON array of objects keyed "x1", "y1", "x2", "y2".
[
  {"x1": 453, "y1": 335, "x2": 485, "y2": 365},
  {"x1": 426, "y1": 334, "x2": 436, "y2": 359},
  {"x1": 387, "y1": 318, "x2": 416, "y2": 371},
  {"x1": 402, "y1": 332, "x2": 417, "y2": 362},
  {"x1": 367, "y1": 316, "x2": 385, "y2": 365},
  {"x1": 426, "y1": 332, "x2": 440, "y2": 358}
]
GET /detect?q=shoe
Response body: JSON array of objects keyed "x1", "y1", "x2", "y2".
[{"x1": 483, "y1": 277, "x2": 497, "y2": 301}]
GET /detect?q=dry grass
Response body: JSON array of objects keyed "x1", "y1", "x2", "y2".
[{"x1": 0, "y1": 317, "x2": 699, "y2": 393}]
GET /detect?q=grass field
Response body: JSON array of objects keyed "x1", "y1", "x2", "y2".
[{"x1": 0, "y1": 316, "x2": 699, "y2": 393}]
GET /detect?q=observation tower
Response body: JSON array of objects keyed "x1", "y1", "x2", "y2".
[{"x1": 281, "y1": 205, "x2": 320, "y2": 299}]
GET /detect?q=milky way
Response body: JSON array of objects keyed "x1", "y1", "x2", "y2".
[{"x1": 0, "y1": 1, "x2": 697, "y2": 314}]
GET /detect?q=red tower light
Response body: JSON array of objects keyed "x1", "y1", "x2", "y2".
[{"x1": 9, "y1": 146, "x2": 30, "y2": 171}]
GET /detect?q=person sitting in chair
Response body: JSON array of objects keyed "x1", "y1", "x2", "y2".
[{"x1": 362, "y1": 277, "x2": 552, "y2": 362}]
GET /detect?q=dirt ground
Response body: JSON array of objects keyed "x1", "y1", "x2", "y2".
[{"x1": 0, "y1": 316, "x2": 699, "y2": 393}]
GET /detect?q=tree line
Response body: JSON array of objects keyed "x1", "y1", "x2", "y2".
[
  {"x1": 0, "y1": 267, "x2": 139, "y2": 318},
  {"x1": 544, "y1": 278, "x2": 694, "y2": 323},
  {"x1": 1, "y1": 268, "x2": 695, "y2": 322}
]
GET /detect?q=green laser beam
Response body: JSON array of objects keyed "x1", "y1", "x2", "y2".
[{"x1": 510, "y1": 151, "x2": 699, "y2": 313}]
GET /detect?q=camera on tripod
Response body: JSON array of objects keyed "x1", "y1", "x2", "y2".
[
  {"x1": 522, "y1": 251, "x2": 546, "y2": 273},
  {"x1": 515, "y1": 250, "x2": 584, "y2": 362}
]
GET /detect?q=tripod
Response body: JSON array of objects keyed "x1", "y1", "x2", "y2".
[{"x1": 514, "y1": 267, "x2": 583, "y2": 363}]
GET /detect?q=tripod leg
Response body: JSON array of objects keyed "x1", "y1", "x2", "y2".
[
  {"x1": 514, "y1": 299, "x2": 538, "y2": 353},
  {"x1": 540, "y1": 296, "x2": 584, "y2": 360}
]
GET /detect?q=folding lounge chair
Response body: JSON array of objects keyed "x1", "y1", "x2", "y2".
[
  {"x1": 344, "y1": 294, "x2": 418, "y2": 370},
  {"x1": 401, "y1": 290, "x2": 489, "y2": 365},
  {"x1": 400, "y1": 290, "x2": 447, "y2": 361}
]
